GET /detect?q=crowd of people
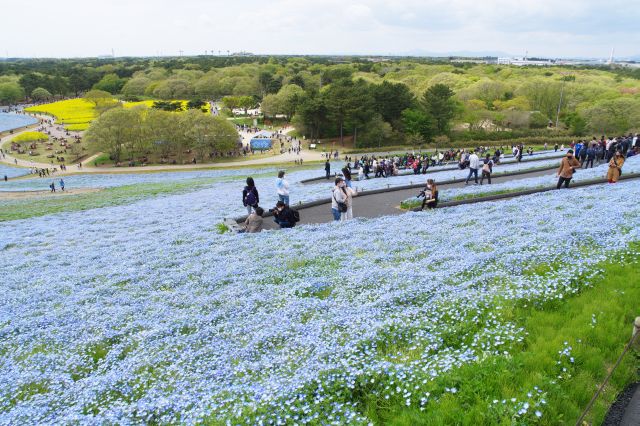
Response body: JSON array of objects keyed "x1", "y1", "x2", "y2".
[{"x1": 236, "y1": 135, "x2": 640, "y2": 233}]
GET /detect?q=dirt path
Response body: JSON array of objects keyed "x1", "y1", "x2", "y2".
[{"x1": 0, "y1": 188, "x2": 100, "y2": 200}]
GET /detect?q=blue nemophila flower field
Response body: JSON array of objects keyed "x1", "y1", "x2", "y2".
[{"x1": 1, "y1": 163, "x2": 639, "y2": 423}]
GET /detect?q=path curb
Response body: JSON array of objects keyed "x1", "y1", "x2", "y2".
[{"x1": 234, "y1": 164, "x2": 559, "y2": 222}]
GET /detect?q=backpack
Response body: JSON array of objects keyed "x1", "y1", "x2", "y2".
[
  {"x1": 245, "y1": 187, "x2": 257, "y2": 206},
  {"x1": 292, "y1": 209, "x2": 300, "y2": 223}
]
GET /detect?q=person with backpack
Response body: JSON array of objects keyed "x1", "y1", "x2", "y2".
[
  {"x1": 276, "y1": 171, "x2": 289, "y2": 205},
  {"x1": 272, "y1": 201, "x2": 297, "y2": 228},
  {"x1": 480, "y1": 154, "x2": 493, "y2": 185},
  {"x1": 242, "y1": 177, "x2": 259, "y2": 214},
  {"x1": 607, "y1": 151, "x2": 625, "y2": 183},
  {"x1": 584, "y1": 145, "x2": 596, "y2": 169},
  {"x1": 556, "y1": 149, "x2": 581, "y2": 189},
  {"x1": 465, "y1": 151, "x2": 480, "y2": 185},
  {"x1": 49, "y1": 181, "x2": 56, "y2": 192}
]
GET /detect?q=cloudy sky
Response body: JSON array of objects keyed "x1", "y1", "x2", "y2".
[{"x1": 2, "y1": 0, "x2": 639, "y2": 58}]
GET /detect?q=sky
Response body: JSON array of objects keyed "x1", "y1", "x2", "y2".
[{"x1": 2, "y1": 0, "x2": 639, "y2": 59}]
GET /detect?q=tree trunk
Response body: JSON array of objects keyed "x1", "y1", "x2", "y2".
[{"x1": 353, "y1": 127, "x2": 357, "y2": 147}]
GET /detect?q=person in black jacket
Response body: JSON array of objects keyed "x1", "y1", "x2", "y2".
[
  {"x1": 272, "y1": 201, "x2": 296, "y2": 228},
  {"x1": 242, "y1": 177, "x2": 259, "y2": 215},
  {"x1": 325, "y1": 160, "x2": 331, "y2": 179}
]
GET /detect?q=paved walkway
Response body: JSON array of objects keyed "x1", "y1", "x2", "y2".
[{"x1": 259, "y1": 167, "x2": 556, "y2": 230}]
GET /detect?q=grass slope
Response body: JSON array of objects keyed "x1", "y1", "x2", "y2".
[
  {"x1": 363, "y1": 246, "x2": 640, "y2": 425},
  {"x1": 0, "y1": 179, "x2": 217, "y2": 221}
]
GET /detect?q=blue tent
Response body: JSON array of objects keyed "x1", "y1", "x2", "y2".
[{"x1": 250, "y1": 131, "x2": 274, "y2": 151}]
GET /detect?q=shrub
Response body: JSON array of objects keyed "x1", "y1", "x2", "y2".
[{"x1": 11, "y1": 131, "x2": 48, "y2": 143}]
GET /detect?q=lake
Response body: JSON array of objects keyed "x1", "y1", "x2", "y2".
[{"x1": 0, "y1": 112, "x2": 38, "y2": 133}]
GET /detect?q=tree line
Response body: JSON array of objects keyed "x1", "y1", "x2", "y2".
[{"x1": 85, "y1": 104, "x2": 239, "y2": 164}]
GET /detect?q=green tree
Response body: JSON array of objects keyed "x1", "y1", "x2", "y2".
[
  {"x1": 85, "y1": 108, "x2": 142, "y2": 163},
  {"x1": 402, "y1": 109, "x2": 436, "y2": 143},
  {"x1": 277, "y1": 84, "x2": 306, "y2": 121},
  {"x1": 421, "y1": 84, "x2": 456, "y2": 135},
  {"x1": 182, "y1": 110, "x2": 238, "y2": 160},
  {"x1": 0, "y1": 82, "x2": 25, "y2": 104},
  {"x1": 93, "y1": 73, "x2": 126, "y2": 94},
  {"x1": 84, "y1": 89, "x2": 119, "y2": 114},
  {"x1": 293, "y1": 95, "x2": 328, "y2": 140},
  {"x1": 358, "y1": 114, "x2": 395, "y2": 148},
  {"x1": 31, "y1": 87, "x2": 52, "y2": 101},
  {"x1": 372, "y1": 81, "x2": 415, "y2": 127}
]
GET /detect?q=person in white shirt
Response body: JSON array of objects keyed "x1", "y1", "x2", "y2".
[
  {"x1": 276, "y1": 170, "x2": 290, "y2": 205},
  {"x1": 465, "y1": 151, "x2": 480, "y2": 185}
]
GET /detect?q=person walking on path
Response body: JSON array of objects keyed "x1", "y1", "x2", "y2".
[
  {"x1": 556, "y1": 149, "x2": 581, "y2": 189},
  {"x1": 465, "y1": 151, "x2": 480, "y2": 185},
  {"x1": 607, "y1": 151, "x2": 625, "y2": 183},
  {"x1": 242, "y1": 177, "x2": 259, "y2": 215},
  {"x1": 419, "y1": 179, "x2": 438, "y2": 210},
  {"x1": 59, "y1": 179, "x2": 65, "y2": 192},
  {"x1": 584, "y1": 145, "x2": 596, "y2": 169},
  {"x1": 49, "y1": 181, "x2": 56, "y2": 192},
  {"x1": 480, "y1": 154, "x2": 493, "y2": 185},
  {"x1": 325, "y1": 160, "x2": 331, "y2": 179},
  {"x1": 276, "y1": 171, "x2": 289, "y2": 205}
]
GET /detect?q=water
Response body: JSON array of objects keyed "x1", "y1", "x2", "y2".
[
  {"x1": 0, "y1": 164, "x2": 30, "y2": 179},
  {"x1": 0, "y1": 112, "x2": 38, "y2": 133}
]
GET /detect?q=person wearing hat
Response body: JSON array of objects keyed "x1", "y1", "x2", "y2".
[
  {"x1": 556, "y1": 149, "x2": 582, "y2": 189},
  {"x1": 607, "y1": 151, "x2": 625, "y2": 183}
]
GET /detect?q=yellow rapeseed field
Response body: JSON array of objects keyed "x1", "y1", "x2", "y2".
[{"x1": 25, "y1": 98, "x2": 210, "y2": 132}]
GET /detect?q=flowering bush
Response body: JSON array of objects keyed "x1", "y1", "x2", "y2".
[
  {"x1": 1, "y1": 170, "x2": 639, "y2": 423},
  {"x1": 25, "y1": 99, "x2": 97, "y2": 128},
  {"x1": 10, "y1": 131, "x2": 48, "y2": 143}
]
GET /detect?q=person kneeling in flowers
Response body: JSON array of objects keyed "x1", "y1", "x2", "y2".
[
  {"x1": 418, "y1": 179, "x2": 438, "y2": 210},
  {"x1": 607, "y1": 151, "x2": 625, "y2": 183}
]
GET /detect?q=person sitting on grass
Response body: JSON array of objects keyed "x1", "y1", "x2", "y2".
[{"x1": 242, "y1": 207, "x2": 264, "y2": 233}]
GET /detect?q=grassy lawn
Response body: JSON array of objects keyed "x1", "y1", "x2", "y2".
[
  {"x1": 0, "y1": 179, "x2": 219, "y2": 221},
  {"x1": 359, "y1": 246, "x2": 640, "y2": 425},
  {"x1": 2, "y1": 136, "x2": 96, "y2": 166}
]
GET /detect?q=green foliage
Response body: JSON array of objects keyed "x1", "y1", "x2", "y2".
[
  {"x1": 362, "y1": 246, "x2": 640, "y2": 424},
  {"x1": 0, "y1": 81, "x2": 25, "y2": 104},
  {"x1": 564, "y1": 112, "x2": 588, "y2": 136},
  {"x1": 92, "y1": 73, "x2": 126, "y2": 94},
  {"x1": 421, "y1": 84, "x2": 456, "y2": 135},
  {"x1": 31, "y1": 87, "x2": 52, "y2": 101},
  {"x1": 215, "y1": 223, "x2": 231, "y2": 234},
  {"x1": 582, "y1": 97, "x2": 640, "y2": 135},
  {"x1": 152, "y1": 100, "x2": 184, "y2": 112},
  {"x1": 402, "y1": 109, "x2": 436, "y2": 143}
]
